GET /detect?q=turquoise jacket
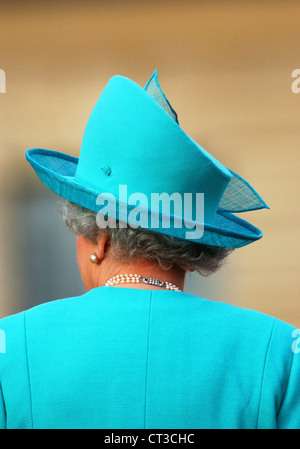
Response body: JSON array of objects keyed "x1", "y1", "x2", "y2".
[{"x1": 0, "y1": 287, "x2": 299, "y2": 429}]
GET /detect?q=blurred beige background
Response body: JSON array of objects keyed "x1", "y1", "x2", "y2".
[{"x1": 0, "y1": 1, "x2": 299, "y2": 325}]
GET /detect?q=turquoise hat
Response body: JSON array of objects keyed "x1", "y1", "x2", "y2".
[{"x1": 26, "y1": 71, "x2": 269, "y2": 248}]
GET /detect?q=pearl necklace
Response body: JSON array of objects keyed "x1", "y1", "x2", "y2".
[{"x1": 104, "y1": 274, "x2": 181, "y2": 292}]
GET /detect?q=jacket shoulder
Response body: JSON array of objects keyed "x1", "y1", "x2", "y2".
[
  {"x1": 182, "y1": 291, "x2": 296, "y2": 337},
  {"x1": 0, "y1": 310, "x2": 33, "y2": 429},
  {"x1": 0, "y1": 310, "x2": 26, "y2": 357}
]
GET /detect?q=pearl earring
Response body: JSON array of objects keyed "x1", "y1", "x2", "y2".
[{"x1": 90, "y1": 251, "x2": 100, "y2": 264}]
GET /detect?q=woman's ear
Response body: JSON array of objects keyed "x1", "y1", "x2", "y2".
[{"x1": 95, "y1": 231, "x2": 111, "y2": 261}]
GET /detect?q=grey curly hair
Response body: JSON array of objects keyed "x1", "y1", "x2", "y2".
[{"x1": 57, "y1": 199, "x2": 233, "y2": 276}]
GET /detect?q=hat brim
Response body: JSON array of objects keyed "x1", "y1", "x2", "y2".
[{"x1": 26, "y1": 148, "x2": 263, "y2": 249}]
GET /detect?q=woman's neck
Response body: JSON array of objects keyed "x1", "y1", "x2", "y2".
[{"x1": 96, "y1": 256, "x2": 186, "y2": 292}]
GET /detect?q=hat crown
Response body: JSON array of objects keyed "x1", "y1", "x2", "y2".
[{"x1": 75, "y1": 74, "x2": 231, "y2": 224}]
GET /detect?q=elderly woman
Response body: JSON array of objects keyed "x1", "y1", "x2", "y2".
[{"x1": 0, "y1": 72, "x2": 299, "y2": 429}]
